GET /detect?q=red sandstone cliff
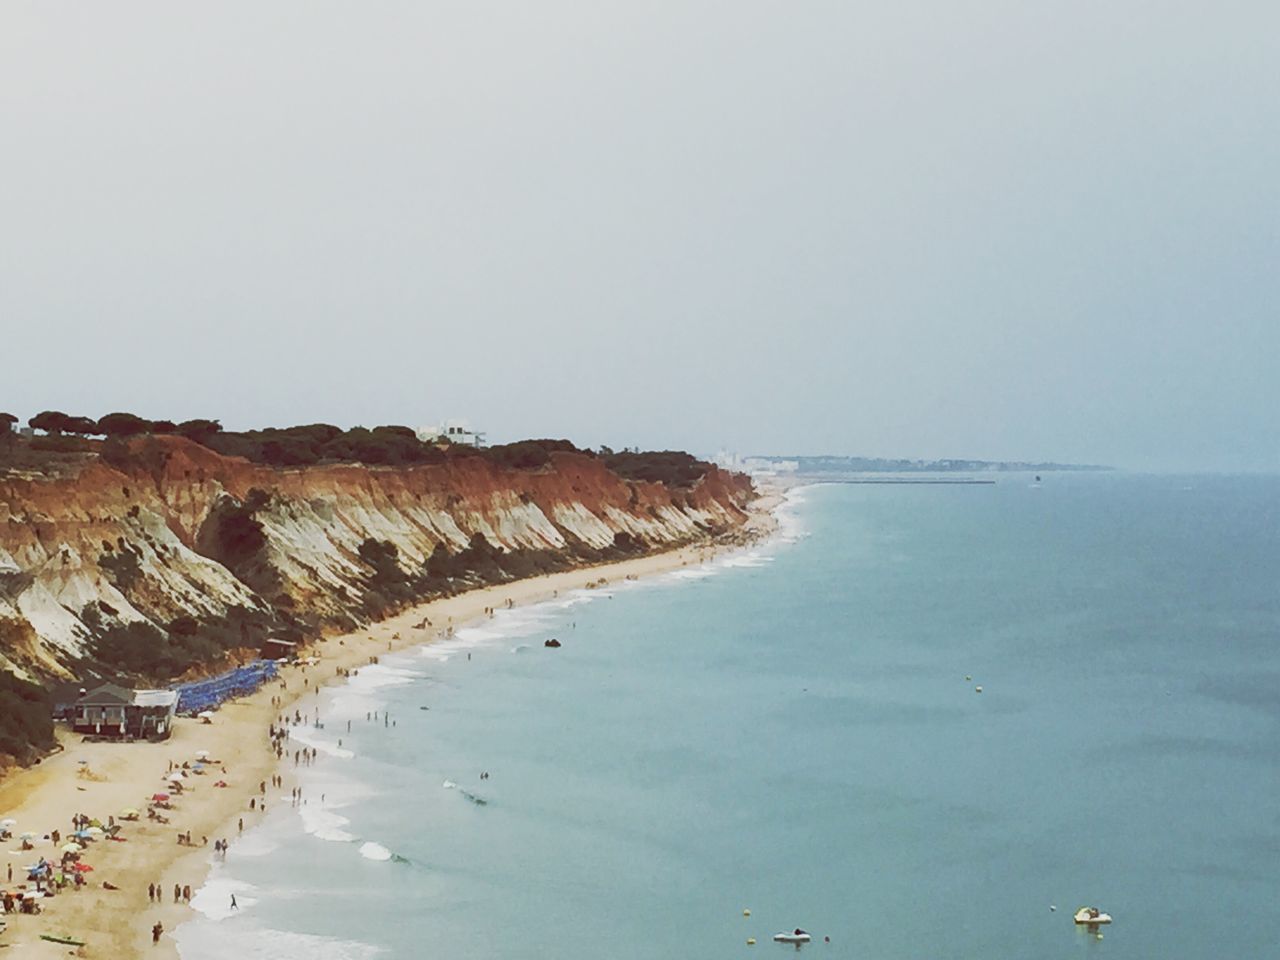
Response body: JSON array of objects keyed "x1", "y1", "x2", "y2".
[{"x1": 0, "y1": 438, "x2": 753, "y2": 680}]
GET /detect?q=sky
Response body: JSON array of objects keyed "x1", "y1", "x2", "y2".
[{"x1": 2, "y1": 1, "x2": 1277, "y2": 471}]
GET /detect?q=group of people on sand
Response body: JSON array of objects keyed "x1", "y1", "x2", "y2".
[
  {"x1": 148, "y1": 881, "x2": 192, "y2": 904},
  {"x1": 0, "y1": 808, "x2": 129, "y2": 933}
]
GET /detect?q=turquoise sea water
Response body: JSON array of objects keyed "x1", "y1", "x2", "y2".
[{"x1": 176, "y1": 475, "x2": 1280, "y2": 959}]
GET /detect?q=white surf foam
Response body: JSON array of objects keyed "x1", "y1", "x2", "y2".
[
  {"x1": 190, "y1": 874, "x2": 259, "y2": 918},
  {"x1": 287, "y1": 724, "x2": 354, "y2": 760},
  {"x1": 174, "y1": 919, "x2": 382, "y2": 960},
  {"x1": 323, "y1": 661, "x2": 424, "y2": 722},
  {"x1": 299, "y1": 805, "x2": 355, "y2": 843},
  {"x1": 358, "y1": 841, "x2": 392, "y2": 861},
  {"x1": 669, "y1": 567, "x2": 714, "y2": 580},
  {"x1": 716, "y1": 551, "x2": 775, "y2": 569},
  {"x1": 230, "y1": 828, "x2": 282, "y2": 859},
  {"x1": 773, "y1": 485, "x2": 814, "y2": 543},
  {"x1": 415, "y1": 589, "x2": 604, "y2": 662}
]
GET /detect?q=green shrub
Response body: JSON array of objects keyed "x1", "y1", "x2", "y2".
[
  {"x1": 0, "y1": 671, "x2": 54, "y2": 763},
  {"x1": 100, "y1": 544, "x2": 143, "y2": 590},
  {"x1": 602, "y1": 450, "x2": 709, "y2": 488}
]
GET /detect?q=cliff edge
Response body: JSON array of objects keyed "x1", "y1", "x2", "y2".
[{"x1": 0, "y1": 436, "x2": 754, "y2": 686}]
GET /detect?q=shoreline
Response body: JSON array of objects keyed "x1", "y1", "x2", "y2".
[{"x1": 0, "y1": 487, "x2": 784, "y2": 959}]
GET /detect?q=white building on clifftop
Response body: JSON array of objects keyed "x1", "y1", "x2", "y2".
[{"x1": 416, "y1": 419, "x2": 486, "y2": 448}]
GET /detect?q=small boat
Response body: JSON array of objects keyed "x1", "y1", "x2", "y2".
[
  {"x1": 1074, "y1": 907, "x2": 1112, "y2": 925},
  {"x1": 773, "y1": 929, "x2": 812, "y2": 944}
]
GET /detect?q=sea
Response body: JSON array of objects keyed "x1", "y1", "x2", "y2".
[{"x1": 174, "y1": 474, "x2": 1280, "y2": 960}]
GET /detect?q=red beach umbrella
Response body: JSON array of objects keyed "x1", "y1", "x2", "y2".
[
  {"x1": 151, "y1": 793, "x2": 170, "y2": 802},
  {"x1": 72, "y1": 862, "x2": 93, "y2": 872}
]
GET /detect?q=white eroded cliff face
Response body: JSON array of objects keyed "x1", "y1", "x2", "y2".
[{"x1": 0, "y1": 438, "x2": 753, "y2": 679}]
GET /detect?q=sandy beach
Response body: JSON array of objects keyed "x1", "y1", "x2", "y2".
[{"x1": 0, "y1": 489, "x2": 780, "y2": 959}]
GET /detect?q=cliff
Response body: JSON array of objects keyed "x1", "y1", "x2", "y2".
[{"x1": 0, "y1": 437, "x2": 754, "y2": 684}]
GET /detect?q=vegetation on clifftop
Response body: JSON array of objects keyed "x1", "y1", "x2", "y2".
[{"x1": 2, "y1": 413, "x2": 714, "y2": 487}]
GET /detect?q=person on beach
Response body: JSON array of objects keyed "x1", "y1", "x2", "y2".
[
  {"x1": 148, "y1": 882, "x2": 155, "y2": 902},
  {"x1": 152, "y1": 921, "x2": 163, "y2": 944},
  {"x1": 174, "y1": 883, "x2": 181, "y2": 903},
  {"x1": 183, "y1": 884, "x2": 191, "y2": 902}
]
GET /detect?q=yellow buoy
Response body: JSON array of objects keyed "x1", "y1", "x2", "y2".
[
  {"x1": 747, "y1": 938, "x2": 756, "y2": 945},
  {"x1": 743, "y1": 909, "x2": 751, "y2": 917}
]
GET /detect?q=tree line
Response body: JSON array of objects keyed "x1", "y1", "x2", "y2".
[
  {"x1": 1, "y1": 410, "x2": 221, "y2": 440},
  {"x1": 0, "y1": 411, "x2": 712, "y2": 486}
]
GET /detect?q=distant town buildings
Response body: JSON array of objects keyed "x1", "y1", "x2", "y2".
[
  {"x1": 415, "y1": 419, "x2": 486, "y2": 448},
  {"x1": 743, "y1": 457, "x2": 799, "y2": 475},
  {"x1": 712, "y1": 450, "x2": 798, "y2": 475}
]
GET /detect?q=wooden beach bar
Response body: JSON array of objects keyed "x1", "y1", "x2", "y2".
[{"x1": 70, "y1": 684, "x2": 178, "y2": 740}]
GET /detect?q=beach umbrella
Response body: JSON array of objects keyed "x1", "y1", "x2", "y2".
[
  {"x1": 120, "y1": 808, "x2": 139, "y2": 818},
  {"x1": 194, "y1": 749, "x2": 211, "y2": 759},
  {"x1": 60, "y1": 842, "x2": 82, "y2": 853},
  {"x1": 72, "y1": 862, "x2": 93, "y2": 872},
  {"x1": 167, "y1": 771, "x2": 186, "y2": 781},
  {"x1": 18, "y1": 832, "x2": 36, "y2": 841},
  {"x1": 84, "y1": 826, "x2": 104, "y2": 837},
  {"x1": 0, "y1": 818, "x2": 16, "y2": 828},
  {"x1": 197, "y1": 711, "x2": 214, "y2": 719},
  {"x1": 151, "y1": 793, "x2": 170, "y2": 802},
  {"x1": 72, "y1": 830, "x2": 92, "y2": 839}
]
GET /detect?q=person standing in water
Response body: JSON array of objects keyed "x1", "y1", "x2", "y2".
[{"x1": 230, "y1": 893, "x2": 238, "y2": 910}]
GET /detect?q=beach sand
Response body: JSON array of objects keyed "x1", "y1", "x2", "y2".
[{"x1": 0, "y1": 489, "x2": 780, "y2": 958}]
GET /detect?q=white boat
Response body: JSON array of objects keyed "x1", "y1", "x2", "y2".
[
  {"x1": 773, "y1": 929, "x2": 812, "y2": 944},
  {"x1": 1074, "y1": 907, "x2": 1112, "y2": 925}
]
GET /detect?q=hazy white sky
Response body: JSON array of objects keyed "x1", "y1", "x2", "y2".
[{"x1": 2, "y1": 1, "x2": 1276, "y2": 470}]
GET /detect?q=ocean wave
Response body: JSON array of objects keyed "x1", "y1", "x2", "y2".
[
  {"x1": 550, "y1": 594, "x2": 593, "y2": 608},
  {"x1": 190, "y1": 874, "x2": 259, "y2": 918},
  {"x1": 668, "y1": 567, "x2": 714, "y2": 580},
  {"x1": 418, "y1": 595, "x2": 592, "y2": 661},
  {"x1": 299, "y1": 806, "x2": 355, "y2": 843},
  {"x1": 772, "y1": 485, "x2": 814, "y2": 543},
  {"x1": 442, "y1": 779, "x2": 488, "y2": 806},
  {"x1": 174, "y1": 919, "x2": 383, "y2": 960},
  {"x1": 451, "y1": 626, "x2": 504, "y2": 642},
  {"x1": 230, "y1": 828, "x2": 282, "y2": 859},
  {"x1": 716, "y1": 552, "x2": 774, "y2": 569},
  {"x1": 358, "y1": 841, "x2": 392, "y2": 861},
  {"x1": 287, "y1": 724, "x2": 355, "y2": 760}
]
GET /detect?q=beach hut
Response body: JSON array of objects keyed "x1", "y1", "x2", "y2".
[
  {"x1": 71, "y1": 685, "x2": 178, "y2": 740},
  {"x1": 260, "y1": 637, "x2": 298, "y2": 661}
]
